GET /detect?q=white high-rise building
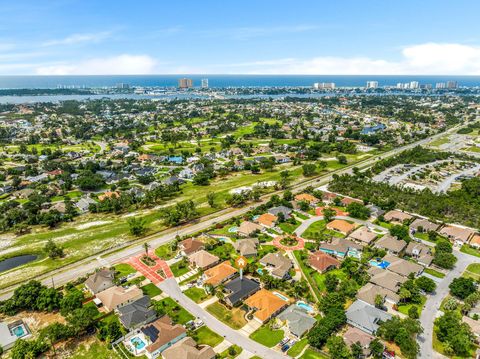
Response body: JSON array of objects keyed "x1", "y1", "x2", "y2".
[
  {"x1": 313, "y1": 82, "x2": 335, "y2": 89},
  {"x1": 410, "y1": 81, "x2": 419, "y2": 89},
  {"x1": 366, "y1": 81, "x2": 378, "y2": 89},
  {"x1": 435, "y1": 82, "x2": 446, "y2": 89},
  {"x1": 201, "y1": 78, "x2": 209, "y2": 89},
  {"x1": 446, "y1": 81, "x2": 458, "y2": 89}
]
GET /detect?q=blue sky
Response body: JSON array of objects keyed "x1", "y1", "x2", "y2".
[{"x1": 1, "y1": 0, "x2": 480, "y2": 75}]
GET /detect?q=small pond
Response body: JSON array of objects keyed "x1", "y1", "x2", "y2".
[{"x1": 0, "y1": 254, "x2": 37, "y2": 272}]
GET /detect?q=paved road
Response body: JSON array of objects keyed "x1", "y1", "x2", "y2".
[
  {"x1": 418, "y1": 249, "x2": 478, "y2": 359},
  {"x1": 0, "y1": 125, "x2": 460, "y2": 300},
  {"x1": 158, "y1": 278, "x2": 286, "y2": 359}
]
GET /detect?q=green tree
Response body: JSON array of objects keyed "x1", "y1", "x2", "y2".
[
  {"x1": 128, "y1": 217, "x2": 147, "y2": 236},
  {"x1": 415, "y1": 276, "x2": 436, "y2": 293},
  {"x1": 326, "y1": 336, "x2": 352, "y2": 359},
  {"x1": 322, "y1": 207, "x2": 336, "y2": 223},
  {"x1": 206, "y1": 192, "x2": 216, "y2": 208},
  {"x1": 346, "y1": 202, "x2": 370, "y2": 220},
  {"x1": 44, "y1": 239, "x2": 64, "y2": 259},
  {"x1": 369, "y1": 339, "x2": 384, "y2": 359},
  {"x1": 449, "y1": 277, "x2": 476, "y2": 299}
]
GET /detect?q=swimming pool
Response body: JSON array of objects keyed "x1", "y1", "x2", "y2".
[
  {"x1": 228, "y1": 226, "x2": 239, "y2": 233},
  {"x1": 369, "y1": 259, "x2": 390, "y2": 269},
  {"x1": 252, "y1": 215, "x2": 260, "y2": 220},
  {"x1": 218, "y1": 237, "x2": 228, "y2": 242},
  {"x1": 11, "y1": 325, "x2": 26, "y2": 337},
  {"x1": 257, "y1": 268, "x2": 264, "y2": 275},
  {"x1": 130, "y1": 336, "x2": 146, "y2": 350},
  {"x1": 296, "y1": 301, "x2": 314, "y2": 313},
  {"x1": 273, "y1": 291, "x2": 288, "y2": 301}
]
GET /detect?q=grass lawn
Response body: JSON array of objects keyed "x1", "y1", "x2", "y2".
[
  {"x1": 461, "y1": 245, "x2": 480, "y2": 258},
  {"x1": 397, "y1": 296, "x2": 427, "y2": 316},
  {"x1": 466, "y1": 263, "x2": 480, "y2": 275},
  {"x1": 293, "y1": 250, "x2": 322, "y2": 300},
  {"x1": 71, "y1": 339, "x2": 121, "y2": 359},
  {"x1": 155, "y1": 297, "x2": 194, "y2": 324},
  {"x1": 141, "y1": 283, "x2": 162, "y2": 298},
  {"x1": 184, "y1": 287, "x2": 211, "y2": 303},
  {"x1": 192, "y1": 326, "x2": 224, "y2": 347},
  {"x1": 219, "y1": 345, "x2": 243, "y2": 359},
  {"x1": 83, "y1": 301, "x2": 102, "y2": 319},
  {"x1": 301, "y1": 220, "x2": 326, "y2": 239},
  {"x1": 312, "y1": 268, "x2": 348, "y2": 292},
  {"x1": 300, "y1": 348, "x2": 328, "y2": 359},
  {"x1": 278, "y1": 220, "x2": 301, "y2": 234},
  {"x1": 154, "y1": 243, "x2": 177, "y2": 260},
  {"x1": 206, "y1": 301, "x2": 247, "y2": 329},
  {"x1": 424, "y1": 268, "x2": 446, "y2": 279},
  {"x1": 293, "y1": 211, "x2": 309, "y2": 220},
  {"x1": 112, "y1": 263, "x2": 136, "y2": 278},
  {"x1": 249, "y1": 325, "x2": 284, "y2": 347},
  {"x1": 179, "y1": 272, "x2": 202, "y2": 285},
  {"x1": 170, "y1": 259, "x2": 190, "y2": 277},
  {"x1": 287, "y1": 338, "x2": 309, "y2": 357}
]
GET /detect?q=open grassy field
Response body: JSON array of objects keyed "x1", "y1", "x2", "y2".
[
  {"x1": 184, "y1": 287, "x2": 211, "y2": 303},
  {"x1": 206, "y1": 301, "x2": 247, "y2": 329},
  {"x1": 191, "y1": 326, "x2": 224, "y2": 347},
  {"x1": 249, "y1": 325, "x2": 284, "y2": 347},
  {"x1": 0, "y1": 152, "x2": 363, "y2": 290}
]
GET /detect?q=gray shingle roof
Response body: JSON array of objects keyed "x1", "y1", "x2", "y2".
[
  {"x1": 117, "y1": 295, "x2": 157, "y2": 329},
  {"x1": 224, "y1": 277, "x2": 260, "y2": 305},
  {"x1": 277, "y1": 305, "x2": 316, "y2": 337},
  {"x1": 346, "y1": 300, "x2": 392, "y2": 335}
]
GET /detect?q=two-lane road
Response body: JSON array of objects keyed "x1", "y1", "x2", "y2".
[{"x1": 158, "y1": 278, "x2": 286, "y2": 359}]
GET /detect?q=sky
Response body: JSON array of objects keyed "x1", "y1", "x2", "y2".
[{"x1": 1, "y1": 0, "x2": 480, "y2": 75}]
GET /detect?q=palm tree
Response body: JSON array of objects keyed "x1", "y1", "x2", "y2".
[{"x1": 144, "y1": 242, "x2": 150, "y2": 256}]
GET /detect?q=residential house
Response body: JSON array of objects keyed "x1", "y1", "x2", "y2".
[
  {"x1": 203, "y1": 261, "x2": 238, "y2": 287},
  {"x1": 463, "y1": 316, "x2": 480, "y2": 340},
  {"x1": 384, "y1": 210, "x2": 413, "y2": 224},
  {"x1": 348, "y1": 226, "x2": 378, "y2": 245},
  {"x1": 439, "y1": 225, "x2": 475, "y2": 245},
  {"x1": 294, "y1": 193, "x2": 319, "y2": 206},
  {"x1": 245, "y1": 289, "x2": 290, "y2": 323},
  {"x1": 343, "y1": 326, "x2": 374, "y2": 357},
  {"x1": 319, "y1": 238, "x2": 363, "y2": 259},
  {"x1": 308, "y1": 251, "x2": 341, "y2": 273},
  {"x1": 470, "y1": 234, "x2": 480, "y2": 249},
  {"x1": 410, "y1": 218, "x2": 439, "y2": 233},
  {"x1": 96, "y1": 285, "x2": 143, "y2": 312},
  {"x1": 188, "y1": 250, "x2": 219, "y2": 270},
  {"x1": 326, "y1": 219, "x2": 356, "y2": 236},
  {"x1": 259, "y1": 252, "x2": 293, "y2": 279},
  {"x1": 405, "y1": 242, "x2": 433, "y2": 266},
  {"x1": 179, "y1": 168, "x2": 194, "y2": 179},
  {"x1": 368, "y1": 267, "x2": 407, "y2": 293},
  {"x1": 179, "y1": 238, "x2": 204, "y2": 256},
  {"x1": 374, "y1": 234, "x2": 407, "y2": 254},
  {"x1": 346, "y1": 299, "x2": 392, "y2": 335},
  {"x1": 141, "y1": 316, "x2": 187, "y2": 359},
  {"x1": 117, "y1": 296, "x2": 157, "y2": 329},
  {"x1": 357, "y1": 283, "x2": 400, "y2": 306},
  {"x1": 341, "y1": 197, "x2": 363, "y2": 206},
  {"x1": 162, "y1": 337, "x2": 215, "y2": 359},
  {"x1": 85, "y1": 269, "x2": 115, "y2": 295},
  {"x1": 277, "y1": 305, "x2": 316, "y2": 338},
  {"x1": 257, "y1": 213, "x2": 278, "y2": 228},
  {"x1": 232, "y1": 238, "x2": 259, "y2": 257},
  {"x1": 98, "y1": 191, "x2": 120, "y2": 202},
  {"x1": 224, "y1": 277, "x2": 260, "y2": 307},
  {"x1": 383, "y1": 254, "x2": 424, "y2": 277},
  {"x1": 75, "y1": 196, "x2": 97, "y2": 212},
  {"x1": 268, "y1": 206, "x2": 292, "y2": 219},
  {"x1": 238, "y1": 221, "x2": 263, "y2": 237}
]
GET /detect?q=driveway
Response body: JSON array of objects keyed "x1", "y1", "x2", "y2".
[
  {"x1": 158, "y1": 278, "x2": 288, "y2": 359},
  {"x1": 418, "y1": 249, "x2": 477, "y2": 359}
]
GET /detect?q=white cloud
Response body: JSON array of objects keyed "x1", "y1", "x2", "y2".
[
  {"x1": 41, "y1": 31, "x2": 112, "y2": 47},
  {"x1": 35, "y1": 54, "x2": 157, "y2": 75},
  {"x1": 213, "y1": 43, "x2": 480, "y2": 75}
]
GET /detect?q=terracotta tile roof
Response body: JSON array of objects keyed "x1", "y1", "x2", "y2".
[
  {"x1": 326, "y1": 219, "x2": 356, "y2": 235},
  {"x1": 245, "y1": 289, "x2": 290, "y2": 322},
  {"x1": 348, "y1": 226, "x2": 377, "y2": 244},
  {"x1": 308, "y1": 251, "x2": 340, "y2": 273},
  {"x1": 204, "y1": 261, "x2": 238, "y2": 286},
  {"x1": 384, "y1": 210, "x2": 413, "y2": 223},
  {"x1": 315, "y1": 206, "x2": 348, "y2": 217},
  {"x1": 257, "y1": 213, "x2": 278, "y2": 227},
  {"x1": 294, "y1": 193, "x2": 318, "y2": 203}
]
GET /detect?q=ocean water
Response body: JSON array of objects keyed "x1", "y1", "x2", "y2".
[{"x1": 1, "y1": 75, "x2": 480, "y2": 89}]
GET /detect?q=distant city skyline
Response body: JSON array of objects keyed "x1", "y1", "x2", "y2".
[{"x1": 1, "y1": 0, "x2": 480, "y2": 75}]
